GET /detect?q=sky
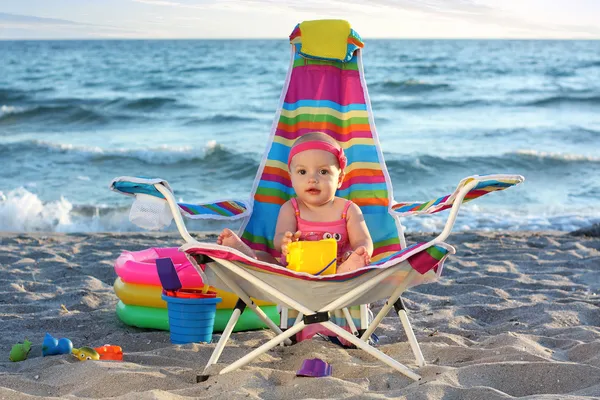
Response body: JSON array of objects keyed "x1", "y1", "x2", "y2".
[{"x1": 1, "y1": 0, "x2": 599, "y2": 40}]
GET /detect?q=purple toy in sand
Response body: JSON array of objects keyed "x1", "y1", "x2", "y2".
[{"x1": 296, "y1": 358, "x2": 332, "y2": 377}]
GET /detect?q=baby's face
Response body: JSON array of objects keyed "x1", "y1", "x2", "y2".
[{"x1": 289, "y1": 149, "x2": 343, "y2": 207}]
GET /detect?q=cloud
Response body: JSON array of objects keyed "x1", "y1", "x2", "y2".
[
  {"x1": 131, "y1": 0, "x2": 187, "y2": 6},
  {"x1": 0, "y1": 12, "x2": 82, "y2": 25},
  {"x1": 0, "y1": 12, "x2": 141, "y2": 39},
  {"x1": 216, "y1": 0, "x2": 600, "y2": 37}
]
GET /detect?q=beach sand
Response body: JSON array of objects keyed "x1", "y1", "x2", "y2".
[{"x1": 1, "y1": 231, "x2": 599, "y2": 399}]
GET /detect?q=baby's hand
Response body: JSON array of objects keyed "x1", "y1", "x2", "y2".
[{"x1": 281, "y1": 231, "x2": 301, "y2": 256}]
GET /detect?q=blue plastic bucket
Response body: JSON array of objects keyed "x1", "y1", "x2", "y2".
[{"x1": 161, "y1": 290, "x2": 222, "y2": 344}]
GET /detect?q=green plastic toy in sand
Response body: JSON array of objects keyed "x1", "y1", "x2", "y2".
[{"x1": 9, "y1": 340, "x2": 32, "y2": 362}]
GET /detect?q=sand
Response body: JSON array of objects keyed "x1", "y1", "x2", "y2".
[{"x1": 0, "y1": 230, "x2": 599, "y2": 399}]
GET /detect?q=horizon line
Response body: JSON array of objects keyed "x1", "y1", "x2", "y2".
[{"x1": 2, "y1": 37, "x2": 599, "y2": 41}]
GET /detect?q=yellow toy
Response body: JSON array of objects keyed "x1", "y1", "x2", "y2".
[
  {"x1": 72, "y1": 347, "x2": 100, "y2": 361},
  {"x1": 286, "y1": 239, "x2": 337, "y2": 275}
]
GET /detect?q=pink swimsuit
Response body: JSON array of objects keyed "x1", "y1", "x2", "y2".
[{"x1": 291, "y1": 198, "x2": 352, "y2": 263}]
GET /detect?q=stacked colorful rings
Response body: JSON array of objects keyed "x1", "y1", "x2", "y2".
[{"x1": 114, "y1": 247, "x2": 279, "y2": 332}]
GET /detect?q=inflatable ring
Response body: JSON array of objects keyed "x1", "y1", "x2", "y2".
[
  {"x1": 113, "y1": 278, "x2": 274, "y2": 310},
  {"x1": 116, "y1": 301, "x2": 280, "y2": 332},
  {"x1": 115, "y1": 247, "x2": 204, "y2": 287}
]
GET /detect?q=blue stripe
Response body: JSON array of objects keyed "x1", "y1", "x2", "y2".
[
  {"x1": 245, "y1": 202, "x2": 281, "y2": 239},
  {"x1": 180, "y1": 203, "x2": 219, "y2": 216},
  {"x1": 364, "y1": 213, "x2": 398, "y2": 244},
  {"x1": 269, "y1": 142, "x2": 292, "y2": 163},
  {"x1": 293, "y1": 44, "x2": 359, "y2": 63},
  {"x1": 360, "y1": 205, "x2": 391, "y2": 214},
  {"x1": 270, "y1": 142, "x2": 380, "y2": 165},
  {"x1": 475, "y1": 180, "x2": 512, "y2": 190},
  {"x1": 112, "y1": 181, "x2": 165, "y2": 199},
  {"x1": 283, "y1": 100, "x2": 367, "y2": 112},
  {"x1": 345, "y1": 145, "x2": 380, "y2": 164}
]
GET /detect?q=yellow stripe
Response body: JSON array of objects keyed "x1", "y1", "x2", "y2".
[
  {"x1": 265, "y1": 159, "x2": 288, "y2": 170},
  {"x1": 344, "y1": 162, "x2": 382, "y2": 173},
  {"x1": 274, "y1": 136, "x2": 374, "y2": 148},
  {"x1": 338, "y1": 138, "x2": 375, "y2": 148},
  {"x1": 421, "y1": 198, "x2": 437, "y2": 210},
  {"x1": 280, "y1": 107, "x2": 369, "y2": 120}
]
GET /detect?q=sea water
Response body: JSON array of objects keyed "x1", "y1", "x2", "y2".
[{"x1": 1, "y1": 39, "x2": 599, "y2": 233}]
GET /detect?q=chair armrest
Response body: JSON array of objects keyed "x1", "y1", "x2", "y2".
[
  {"x1": 110, "y1": 176, "x2": 251, "y2": 220},
  {"x1": 392, "y1": 174, "x2": 524, "y2": 244},
  {"x1": 391, "y1": 174, "x2": 524, "y2": 217},
  {"x1": 110, "y1": 176, "x2": 251, "y2": 244}
]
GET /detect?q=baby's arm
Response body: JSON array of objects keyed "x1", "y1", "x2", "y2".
[
  {"x1": 273, "y1": 200, "x2": 300, "y2": 255},
  {"x1": 346, "y1": 202, "x2": 374, "y2": 258}
]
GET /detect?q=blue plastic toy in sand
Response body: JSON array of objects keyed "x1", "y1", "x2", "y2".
[
  {"x1": 157, "y1": 257, "x2": 222, "y2": 344},
  {"x1": 161, "y1": 289, "x2": 222, "y2": 344}
]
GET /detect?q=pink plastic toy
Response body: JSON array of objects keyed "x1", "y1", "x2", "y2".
[{"x1": 114, "y1": 247, "x2": 203, "y2": 287}]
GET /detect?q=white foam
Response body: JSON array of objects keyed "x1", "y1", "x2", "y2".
[
  {"x1": 401, "y1": 206, "x2": 600, "y2": 233},
  {"x1": 0, "y1": 105, "x2": 22, "y2": 115},
  {"x1": 1, "y1": 187, "x2": 598, "y2": 233},
  {"x1": 31, "y1": 140, "x2": 207, "y2": 165},
  {"x1": 0, "y1": 188, "x2": 73, "y2": 232},
  {"x1": 514, "y1": 149, "x2": 600, "y2": 163}
]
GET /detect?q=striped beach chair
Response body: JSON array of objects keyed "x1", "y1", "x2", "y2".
[{"x1": 111, "y1": 20, "x2": 523, "y2": 381}]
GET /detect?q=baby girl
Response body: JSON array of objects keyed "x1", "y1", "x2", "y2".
[{"x1": 218, "y1": 132, "x2": 373, "y2": 273}]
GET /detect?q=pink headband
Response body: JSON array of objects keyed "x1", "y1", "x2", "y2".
[{"x1": 288, "y1": 140, "x2": 347, "y2": 171}]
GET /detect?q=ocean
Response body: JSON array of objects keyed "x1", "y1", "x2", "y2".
[{"x1": 1, "y1": 39, "x2": 599, "y2": 233}]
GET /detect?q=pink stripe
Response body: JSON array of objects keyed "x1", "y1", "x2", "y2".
[
  {"x1": 247, "y1": 241, "x2": 270, "y2": 253},
  {"x1": 261, "y1": 173, "x2": 292, "y2": 187},
  {"x1": 407, "y1": 249, "x2": 441, "y2": 274},
  {"x1": 286, "y1": 66, "x2": 364, "y2": 105},
  {"x1": 276, "y1": 128, "x2": 373, "y2": 142},
  {"x1": 373, "y1": 243, "x2": 402, "y2": 257},
  {"x1": 178, "y1": 204, "x2": 195, "y2": 215}
]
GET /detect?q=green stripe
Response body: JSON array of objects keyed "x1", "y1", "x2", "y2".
[
  {"x1": 279, "y1": 114, "x2": 369, "y2": 127},
  {"x1": 374, "y1": 236, "x2": 400, "y2": 249},
  {"x1": 426, "y1": 245, "x2": 447, "y2": 261},
  {"x1": 293, "y1": 59, "x2": 359, "y2": 71},
  {"x1": 202, "y1": 203, "x2": 229, "y2": 216},
  {"x1": 346, "y1": 190, "x2": 388, "y2": 201},
  {"x1": 256, "y1": 187, "x2": 290, "y2": 199},
  {"x1": 242, "y1": 231, "x2": 274, "y2": 250},
  {"x1": 417, "y1": 202, "x2": 430, "y2": 211}
]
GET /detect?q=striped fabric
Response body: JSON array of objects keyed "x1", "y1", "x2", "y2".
[
  {"x1": 110, "y1": 177, "x2": 249, "y2": 219},
  {"x1": 186, "y1": 241, "x2": 451, "y2": 283},
  {"x1": 178, "y1": 200, "x2": 248, "y2": 218},
  {"x1": 392, "y1": 175, "x2": 525, "y2": 216},
  {"x1": 241, "y1": 26, "x2": 402, "y2": 264}
]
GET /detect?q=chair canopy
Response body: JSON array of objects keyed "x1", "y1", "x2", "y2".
[{"x1": 241, "y1": 20, "x2": 403, "y2": 262}]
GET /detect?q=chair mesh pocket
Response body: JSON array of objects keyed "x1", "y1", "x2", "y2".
[{"x1": 129, "y1": 193, "x2": 173, "y2": 230}]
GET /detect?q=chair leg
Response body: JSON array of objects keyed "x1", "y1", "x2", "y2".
[
  {"x1": 342, "y1": 307, "x2": 358, "y2": 335},
  {"x1": 197, "y1": 304, "x2": 244, "y2": 382},
  {"x1": 360, "y1": 304, "x2": 369, "y2": 340},
  {"x1": 394, "y1": 298, "x2": 425, "y2": 367},
  {"x1": 322, "y1": 321, "x2": 421, "y2": 381},
  {"x1": 219, "y1": 322, "x2": 306, "y2": 375},
  {"x1": 280, "y1": 306, "x2": 288, "y2": 329},
  {"x1": 209, "y1": 264, "x2": 291, "y2": 344}
]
